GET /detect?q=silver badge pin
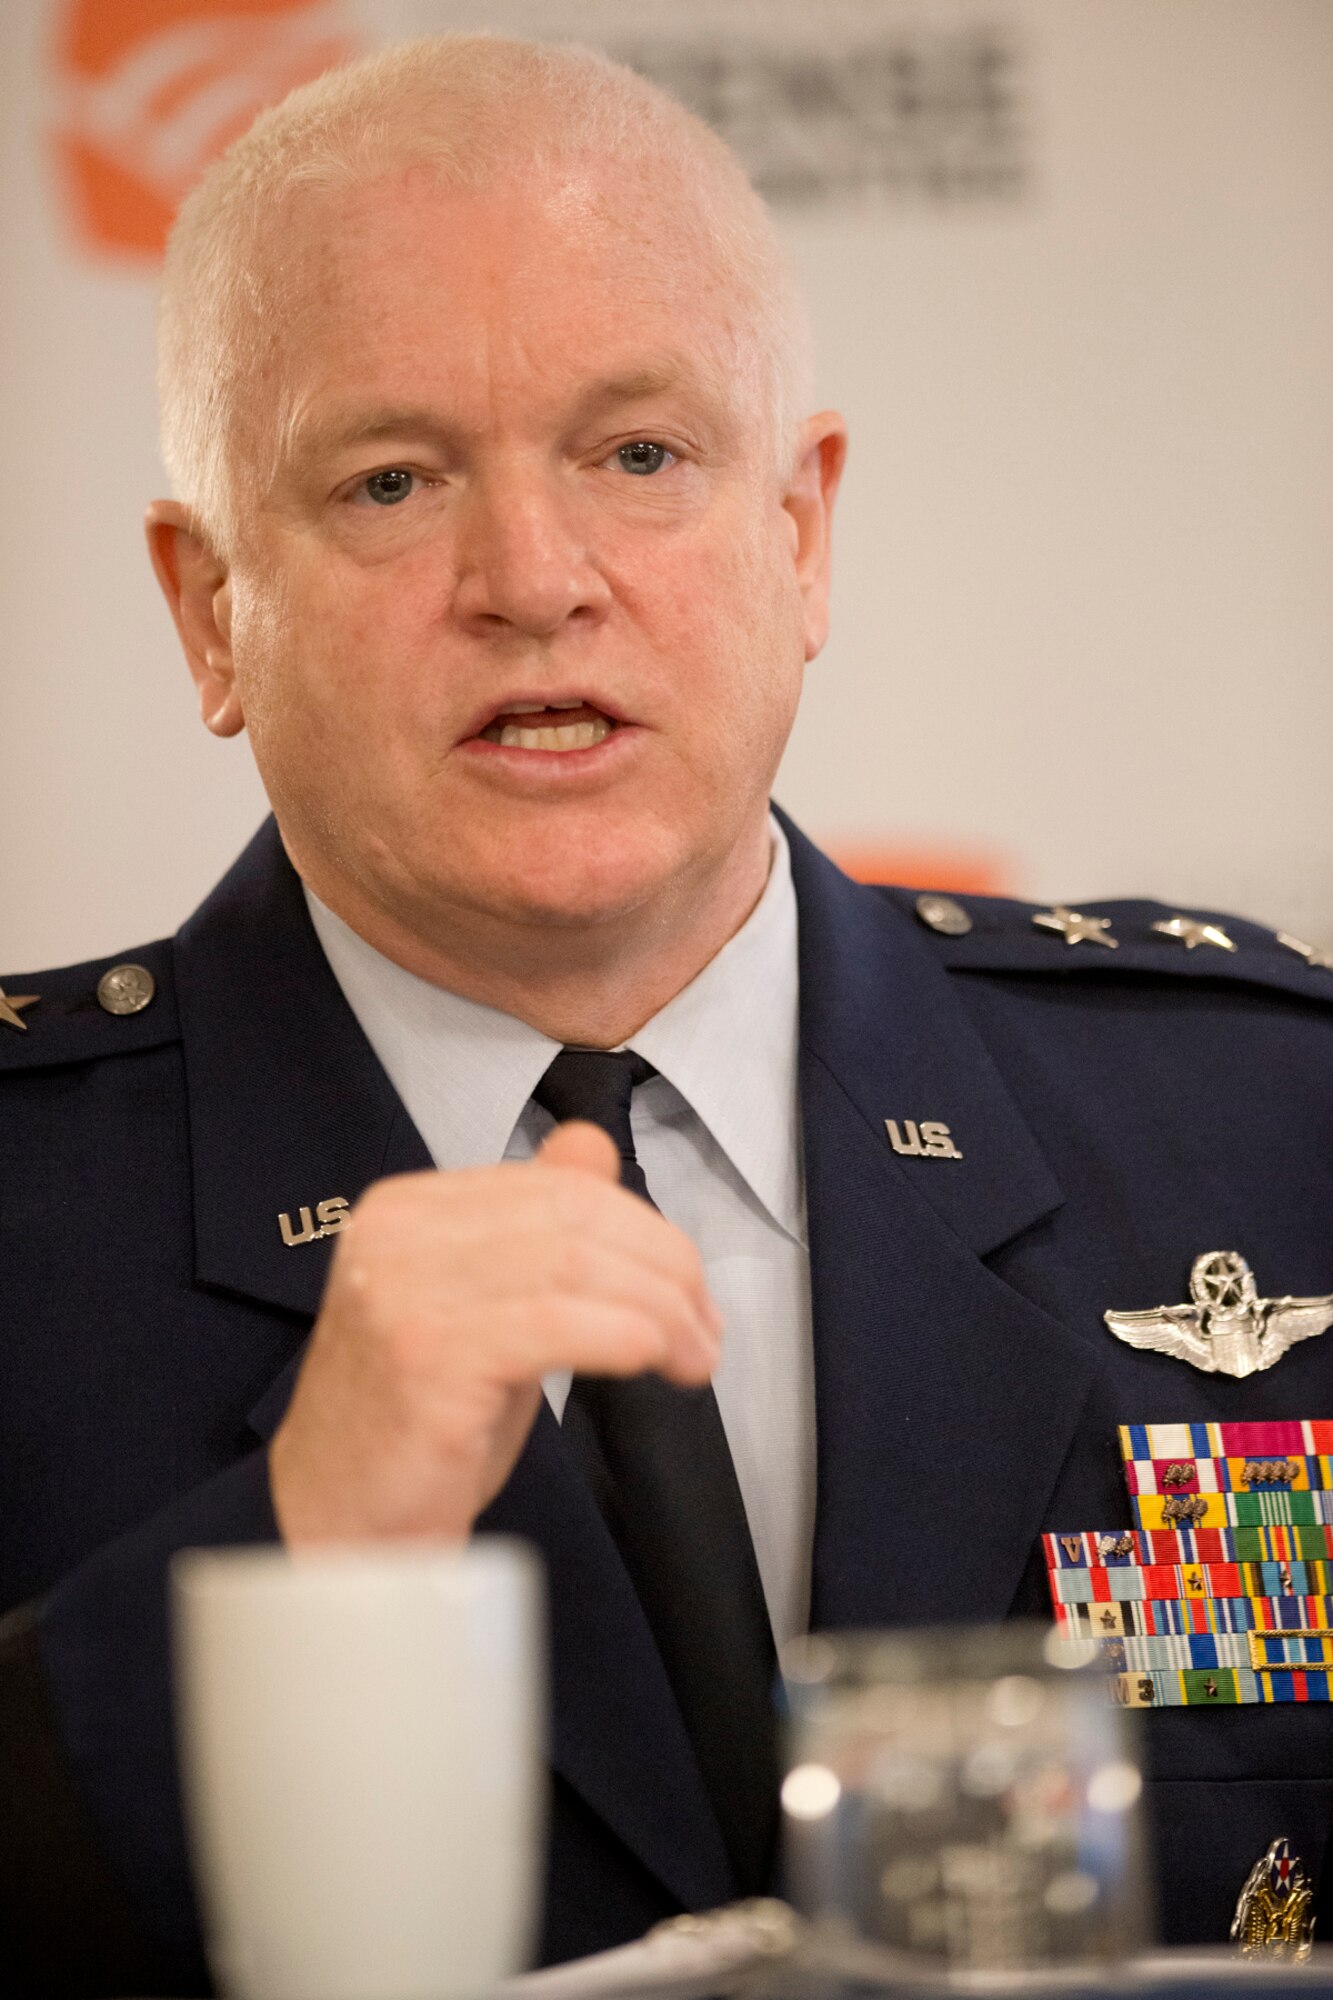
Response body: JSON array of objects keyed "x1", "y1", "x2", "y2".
[
  {"x1": 1032, "y1": 905, "x2": 1118, "y2": 949},
  {"x1": 1104, "y1": 1251, "x2": 1333, "y2": 1379},
  {"x1": 97, "y1": 963, "x2": 155, "y2": 1016},
  {"x1": 1151, "y1": 914, "x2": 1236, "y2": 952},
  {"x1": 915, "y1": 893, "x2": 972, "y2": 937}
]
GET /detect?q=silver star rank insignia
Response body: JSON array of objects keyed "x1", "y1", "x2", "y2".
[
  {"x1": 0, "y1": 984, "x2": 39, "y2": 1032},
  {"x1": 1032, "y1": 905, "x2": 1118, "y2": 948},
  {"x1": 1277, "y1": 932, "x2": 1333, "y2": 973},
  {"x1": 1152, "y1": 914, "x2": 1236, "y2": 952}
]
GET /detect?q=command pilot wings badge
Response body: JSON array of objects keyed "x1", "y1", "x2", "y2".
[{"x1": 1105, "y1": 1252, "x2": 1333, "y2": 1379}]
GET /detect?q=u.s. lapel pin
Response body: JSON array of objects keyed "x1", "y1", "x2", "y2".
[
  {"x1": 278, "y1": 1196, "x2": 351, "y2": 1247},
  {"x1": 886, "y1": 1119, "x2": 963, "y2": 1161}
]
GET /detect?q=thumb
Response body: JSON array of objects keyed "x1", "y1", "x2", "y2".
[{"x1": 537, "y1": 1118, "x2": 621, "y2": 1182}]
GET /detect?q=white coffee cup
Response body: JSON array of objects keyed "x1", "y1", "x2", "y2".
[{"x1": 172, "y1": 1540, "x2": 544, "y2": 2000}]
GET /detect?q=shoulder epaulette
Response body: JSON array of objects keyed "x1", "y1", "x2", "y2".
[
  {"x1": 0, "y1": 937, "x2": 178, "y2": 1070},
  {"x1": 883, "y1": 889, "x2": 1333, "y2": 1007}
]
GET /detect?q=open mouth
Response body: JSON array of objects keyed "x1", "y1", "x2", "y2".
[{"x1": 477, "y1": 699, "x2": 617, "y2": 752}]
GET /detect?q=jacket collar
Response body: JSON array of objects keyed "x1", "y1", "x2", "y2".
[
  {"x1": 780, "y1": 808, "x2": 1063, "y2": 1259},
  {"x1": 177, "y1": 812, "x2": 1067, "y2": 1310}
]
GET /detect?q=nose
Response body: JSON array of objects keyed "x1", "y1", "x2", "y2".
[{"x1": 452, "y1": 469, "x2": 611, "y2": 638}]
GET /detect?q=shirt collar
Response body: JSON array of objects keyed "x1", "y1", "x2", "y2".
[
  {"x1": 305, "y1": 896, "x2": 561, "y2": 1175},
  {"x1": 626, "y1": 823, "x2": 804, "y2": 1242},
  {"x1": 305, "y1": 817, "x2": 803, "y2": 1240}
]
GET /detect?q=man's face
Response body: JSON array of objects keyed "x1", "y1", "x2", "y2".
[{"x1": 197, "y1": 167, "x2": 840, "y2": 954}]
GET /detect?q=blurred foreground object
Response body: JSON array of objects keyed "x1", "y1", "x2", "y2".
[
  {"x1": 172, "y1": 1540, "x2": 543, "y2": 2000},
  {"x1": 506, "y1": 1901, "x2": 1333, "y2": 1999},
  {"x1": 780, "y1": 1626, "x2": 1149, "y2": 1975}
]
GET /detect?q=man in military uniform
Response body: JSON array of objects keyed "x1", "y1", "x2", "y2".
[{"x1": 3, "y1": 35, "x2": 1333, "y2": 1998}]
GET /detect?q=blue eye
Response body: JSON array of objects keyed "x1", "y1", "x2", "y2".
[
  {"x1": 616, "y1": 442, "x2": 670, "y2": 476},
  {"x1": 363, "y1": 468, "x2": 415, "y2": 505}
]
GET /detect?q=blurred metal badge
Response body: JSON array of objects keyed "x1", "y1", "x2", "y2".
[
  {"x1": 1231, "y1": 1838, "x2": 1315, "y2": 1961},
  {"x1": 1104, "y1": 1252, "x2": 1333, "y2": 1379},
  {"x1": 1277, "y1": 932, "x2": 1333, "y2": 973},
  {"x1": 915, "y1": 893, "x2": 972, "y2": 937},
  {"x1": 97, "y1": 963, "x2": 155, "y2": 1016},
  {"x1": 1032, "y1": 905, "x2": 1118, "y2": 949},
  {"x1": 1150, "y1": 914, "x2": 1235, "y2": 952}
]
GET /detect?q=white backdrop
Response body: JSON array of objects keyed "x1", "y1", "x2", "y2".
[{"x1": 2, "y1": 0, "x2": 1331, "y2": 973}]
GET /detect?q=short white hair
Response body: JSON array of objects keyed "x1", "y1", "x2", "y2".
[{"x1": 157, "y1": 34, "x2": 814, "y2": 553}]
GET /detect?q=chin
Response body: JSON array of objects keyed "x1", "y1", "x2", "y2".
[{"x1": 452, "y1": 825, "x2": 686, "y2": 931}]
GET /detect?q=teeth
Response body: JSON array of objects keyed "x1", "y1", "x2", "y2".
[
  {"x1": 498, "y1": 717, "x2": 612, "y2": 751},
  {"x1": 495, "y1": 699, "x2": 584, "y2": 715}
]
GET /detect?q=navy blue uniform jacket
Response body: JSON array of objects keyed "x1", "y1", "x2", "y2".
[{"x1": 3, "y1": 813, "x2": 1333, "y2": 1995}]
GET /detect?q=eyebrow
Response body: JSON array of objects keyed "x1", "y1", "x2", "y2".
[
  {"x1": 286, "y1": 366, "x2": 700, "y2": 467},
  {"x1": 287, "y1": 405, "x2": 463, "y2": 466},
  {"x1": 571, "y1": 367, "x2": 687, "y2": 416}
]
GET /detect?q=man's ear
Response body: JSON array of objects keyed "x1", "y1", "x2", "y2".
[
  {"x1": 781, "y1": 413, "x2": 848, "y2": 663},
  {"x1": 145, "y1": 501, "x2": 245, "y2": 738}
]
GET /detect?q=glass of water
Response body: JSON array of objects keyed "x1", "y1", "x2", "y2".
[{"x1": 780, "y1": 1625, "x2": 1150, "y2": 1976}]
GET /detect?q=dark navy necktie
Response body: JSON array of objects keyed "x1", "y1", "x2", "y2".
[{"x1": 532, "y1": 1047, "x2": 778, "y2": 1894}]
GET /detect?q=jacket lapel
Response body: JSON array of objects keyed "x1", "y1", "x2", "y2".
[
  {"x1": 174, "y1": 818, "x2": 427, "y2": 1322},
  {"x1": 174, "y1": 820, "x2": 731, "y2": 1911},
  {"x1": 782, "y1": 817, "x2": 1098, "y2": 1630}
]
